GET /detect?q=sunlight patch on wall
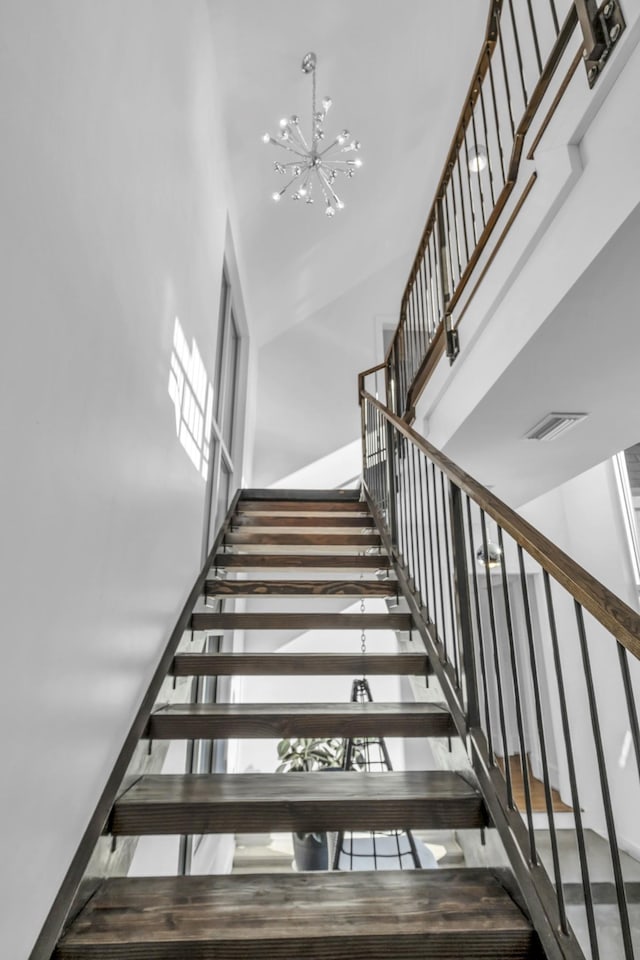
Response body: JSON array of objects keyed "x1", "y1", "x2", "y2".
[{"x1": 168, "y1": 317, "x2": 213, "y2": 480}]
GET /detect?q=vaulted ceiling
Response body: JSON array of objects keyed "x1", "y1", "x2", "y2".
[{"x1": 208, "y1": 1, "x2": 488, "y2": 483}]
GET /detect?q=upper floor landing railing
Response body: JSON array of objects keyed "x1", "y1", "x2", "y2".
[{"x1": 387, "y1": 0, "x2": 626, "y2": 419}]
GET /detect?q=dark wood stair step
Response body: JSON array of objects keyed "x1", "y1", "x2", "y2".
[
  {"x1": 225, "y1": 531, "x2": 382, "y2": 546},
  {"x1": 237, "y1": 500, "x2": 369, "y2": 514},
  {"x1": 205, "y1": 578, "x2": 398, "y2": 598},
  {"x1": 171, "y1": 652, "x2": 431, "y2": 677},
  {"x1": 190, "y1": 612, "x2": 412, "y2": 631},
  {"x1": 146, "y1": 702, "x2": 455, "y2": 740},
  {"x1": 231, "y1": 513, "x2": 376, "y2": 528},
  {"x1": 55, "y1": 869, "x2": 538, "y2": 959},
  {"x1": 110, "y1": 771, "x2": 487, "y2": 835},
  {"x1": 214, "y1": 554, "x2": 390, "y2": 569}
]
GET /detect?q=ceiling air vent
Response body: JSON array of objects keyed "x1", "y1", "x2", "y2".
[{"x1": 524, "y1": 412, "x2": 588, "y2": 442}]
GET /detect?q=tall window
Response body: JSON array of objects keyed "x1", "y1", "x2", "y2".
[{"x1": 202, "y1": 269, "x2": 242, "y2": 557}]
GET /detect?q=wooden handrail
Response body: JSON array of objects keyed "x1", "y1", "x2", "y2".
[
  {"x1": 357, "y1": 361, "x2": 386, "y2": 405},
  {"x1": 361, "y1": 389, "x2": 640, "y2": 660}
]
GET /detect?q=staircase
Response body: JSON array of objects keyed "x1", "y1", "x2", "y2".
[{"x1": 54, "y1": 489, "x2": 543, "y2": 959}]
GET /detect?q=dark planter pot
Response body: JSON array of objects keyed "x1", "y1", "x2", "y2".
[{"x1": 292, "y1": 831, "x2": 328, "y2": 871}]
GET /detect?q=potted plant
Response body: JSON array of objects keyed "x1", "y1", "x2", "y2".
[{"x1": 276, "y1": 737, "x2": 346, "y2": 871}]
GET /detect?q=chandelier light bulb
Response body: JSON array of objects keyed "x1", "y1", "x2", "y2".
[
  {"x1": 263, "y1": 52, "x2": 362, "y2": 216},
  {"x1": 262, "y1": 132, "x2": 270, "y2": 144}
]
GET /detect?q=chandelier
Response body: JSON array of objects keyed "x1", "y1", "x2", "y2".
[{"x1": 262, "y1": 52, "x2": 362, "y2": 217}]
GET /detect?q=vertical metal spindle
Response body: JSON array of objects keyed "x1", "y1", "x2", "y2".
[
  {"x1": 440, "y1": 470, "x2": 460, "y2": 685},
  {"x1": 408, "y1": 444, "x2": 422, "y2": 600},
  {"x1": 427, "y1": 237, "x2": 439, "y2": 338},
  {"x1": 462, "y1": 126, "x2": 479, "y2": 245},
  {"x1": 449, "y1": 162, "x2": 465, "y2": 278},
  {"x1": 497, "y1": 16, "x2": 516, "y2": 140},
  {"x1": 466, "y1": 496, "x2": 494, "y2": 756},
  {"x1": 405, "y1": 437, "x2": 418, "y2": 591},
  {"x1": 470, "y1": 104, "x2": 488, "y2": 229},
  {"x1": 497, "y1": 528, "x2": 536, "y2": 860},
  {"x1": 477, "y1": 75, "x2": 496, "y2": 207},
  {"x1": 506, "y1": 0, "x2": 529, "y2": 107},
  {"x1": 418, "y1": 255, "x2": 429, "y2": 357},
  {"x1": 518, "y1": 546, "x2": 568, "y2": 933},
  {"x1": 479, "y1": 510, "x2": 513, "y2": 807},
  {"x1": 454, "y1": 154, "x2": 471, "y2": 267},
  {"x1": 416, "y1": 450, "x2": 430, "y2": 618},
  {"x1": 449, "y1": 483, "x2": 480, "y2": 727},
  {"x1": 575, "y1": 602, "x2": 634, "y2": 960},
  {"x1": 432, "y1": 463, "x2": 450, "y2": 665},
  {"x1": 424, "y1": 456, "x2": 439, "y2": 639},
  {"x1": 543, "y1": 572, "x2": 599, "y2": 958},
  {"x1": 548, "y1": 0, "x2": 560, "y2": 35},
  {"x1": 431, "y1": 462, "x2": 449, "y2": 659},
  {"x1": 443, "y1": 185, "x2": 458, "y2": 289},
  {"x1": 617, "y1": 644, "x2": 640, "y2": 784},
  {"x1": 525, "y1": 0, "x2": 544, "y2": 75},
  {"x1": 436, "y1": 198, "x2": 452, "y2": 318},
  {"x1": 398, "y1": 437, "x2": 408, "y2": 565},
  {"x1": 385, "y1": 420, "x2": 399, "y2": 551},
  {"x1": 487, "y1": 55, "x2": 507, "y2": 187}
]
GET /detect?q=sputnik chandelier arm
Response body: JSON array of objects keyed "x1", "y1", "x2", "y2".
[{"x1": 262, "y1": 51, "x2": 362, "y2": 217}]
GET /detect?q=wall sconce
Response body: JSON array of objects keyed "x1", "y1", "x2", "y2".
[{"x1": 468, "y1": 144, "x2": 488, "y2": 173}]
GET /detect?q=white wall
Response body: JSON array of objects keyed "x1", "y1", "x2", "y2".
[{"x1": 0, "y1": 4, "x2": 249, "y2": 956}]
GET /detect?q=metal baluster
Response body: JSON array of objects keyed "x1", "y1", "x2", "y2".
[
  {"x1": 418, "y1": 254, "x2": 429, "y2": 358},
  {"x1": 480, "y1": 510, "x2": 513, "y2": 807},
  {"x1": 416, "y1": 450, "x2": 429, "y2": 618},
  {"x1": 518, "y1": 546, "x2": 568, "y2": 934},
  {"x1": 526, "y1": 0, "x2": 544, "y2": 75},
  {"x1": 487, "y1": 54, "x2": 507, "y2": 187},
  {"x1": 462, "y1": 125, "x2": 480, "y2": 245},
  {"x1": 470, "y1": 103, "x2": 488, "y2": 228},
  {"x1": 454, "y1": 153, "x2": 471, "y2": 267},
  {"x1": 575, "y1": 602, "x2": 633, "y2": 960},
  {"x1": 466, "y1": 496, "x2": 494, "y2": 756},
  {"x1": 424, "y1": 456, "x2": 439, "y2": 639},
  {"x1": 497, "y1": 15, "x2": 516, "y2": 139},
  {"x1": 440, "y1": 470, "x2": 460, "y2": 686},
  {"x1": 506, "y1": 0, "x2": 529, "y2": 107},
  {"x1": 497, "y1": 528, "x2": 536, "y2": 859},
  {"x1": 407, "y1": 443, "x2": 421, "y2": 598},
  {"x1": 543, "y1": 572, "x2": 599, "y2": 959},
  {"x1": 548, "y1": 0, "x2": 560, "y2": 35},
  {"x1": 432, "y1": 463, "x2": 450, "y2": 665},
  {"x1": 617, "y1": 644, "x2": 640, "y2": 784},
  {"x1": 477, "y1": 72, "x2": 496, "y2": 207},
  {"x1": 449, "y1": 159, "x2": 465, "y2": 279},
  {"x1": 449, "y1": 483, "x2": 480, "y2": 727}
]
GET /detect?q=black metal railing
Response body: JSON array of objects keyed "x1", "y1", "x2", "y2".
[
  {"x1": 360, "y1": 386, "x2": 640, "y2": 960},
  {"x1": 387, "y1": 0, "x2": 590, "y2": 418}
]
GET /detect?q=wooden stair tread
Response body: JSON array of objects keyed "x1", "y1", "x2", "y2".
[
  {"x1": 214, "y1": 554, "x2": 390, "y2": 569},
  {"x1": 111, "y1": 771, "x2": 487, "y2": 835},
  {"x1": 171, "y1": 652, "x2": 431, "y2": 676},
  {"x1": 146, "y1": 702, "x2": 455, "y2": 739},
  {"x1": 225, "y1": 531, "x2": 382, "y2": 546},
  {"x1": 204, "y1": 579, "x2": 398, "y2": 597},
  {"x1": 231, "y1": 514, "x2": 376, "y2": 527},
  {"x1": 191, "y1": 612, "x2": 411, "y2": 631},
  {"x1": 237, "y1": 500, "x2": 369, "y2": 513},
  {"x1": 56, "y1": 869, "x2": 536, "y2": 959}
]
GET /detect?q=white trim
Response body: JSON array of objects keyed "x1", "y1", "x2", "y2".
[{"x1": 613, "y1": 451, "x2": 640, "y2": 585}]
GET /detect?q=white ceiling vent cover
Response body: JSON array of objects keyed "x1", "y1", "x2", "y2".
[{"x1": 524, "y1": 412, "x2": 588, "y2": 442}]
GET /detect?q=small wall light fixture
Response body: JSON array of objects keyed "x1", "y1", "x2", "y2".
[{"x1": 468, "y1": 144, "x2": 488, "y2": 173}]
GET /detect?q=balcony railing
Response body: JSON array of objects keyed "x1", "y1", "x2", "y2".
[{"x1": 386, "y1": 0, "x2": 624, "y2": 419}]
